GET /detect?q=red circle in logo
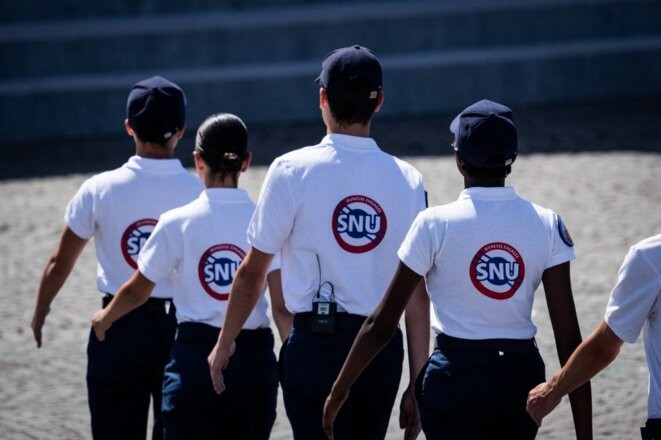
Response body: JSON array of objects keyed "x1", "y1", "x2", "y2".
[
  {"x1": 121, "y1": 218, "x2": 158, "y2": 269},
  {"x1": 198, "y1": 243, "x2": 246, "y2": 301},
  {"x1": 469, "y1": 242, "x2": 525, "y2": 300},
  {"x1": 332, "y1": 195, "x2": 387, "y2": 254}
]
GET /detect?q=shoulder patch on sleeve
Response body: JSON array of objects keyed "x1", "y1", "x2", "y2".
[{"x1": 557, "y1": 215, "x2": 574, "y2": 247}]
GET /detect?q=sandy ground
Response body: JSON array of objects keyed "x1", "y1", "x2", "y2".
[{"x1": 1, "y1": 98, "x2": 660, "y2": 439}]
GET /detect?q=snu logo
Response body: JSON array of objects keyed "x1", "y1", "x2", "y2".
[
  {"x1": 469, "y1": 242, "x2": 525, "y2": 300},
  {"x1": 121, "y1": 218, "x2": 158, "y2": 269},
  {"x1": 332, "y1": 195, "x2": 387, "y2": 253},
  {"x1": 198, "y1": 243, "x2": 246, "y2": 301}
]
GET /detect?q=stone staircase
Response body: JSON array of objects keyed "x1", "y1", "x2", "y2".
[{"x1": 1, "y1": 0, "x2": 660, "y2": 147}]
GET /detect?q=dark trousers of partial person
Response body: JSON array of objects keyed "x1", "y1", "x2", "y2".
[
  {"x1": 416, "y1": 333, "x2": 545, "y2": 440},
  {"x1": 279, "y1": 312, "x2": 404, "y2": 440},
  {"x1": 641, "y1": 418, "x2": 661, "y2": 439},
  {"x1": 87, "y1": 295, "x2": 176, "y2": 440},
  {"x1": 161, "y1": 322, "x2": 278, "y2": 440}
]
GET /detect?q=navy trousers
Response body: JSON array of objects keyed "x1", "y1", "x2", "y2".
[
  {"x1": 416, "y1": 333, "x2": 545, "y2": 440},
  {"x1": 641, "y1": 418, "x2": 661, "y2": 439},
  {"x1": 280, "y1": 312, "x2": 404, "y2": 440},
  {"x1": 87, "y1": 295, "x2": 176, "y2": 440},
  {"x1": 161, "y1": 323, "x2": 278, "y2": 440}
]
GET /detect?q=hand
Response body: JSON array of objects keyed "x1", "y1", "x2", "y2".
[
  {"x1": 207, "y1": 340, "x2": 236, "y2": 394},
  {"x1": 322, "y1": 388, "x2": 349, "y2": 440},
  {"x1": 91, "y1": 309, "x2": 111, "y2": 341},
  {"x1": 31, "y1": 307, "x2": 49, "y2": 348},
  {"x1": 399, "y1": 385, "x2": 422, "y2": 440},
  {"x1": 526, "y1": 382, "x2": 562, "y2": 427}
]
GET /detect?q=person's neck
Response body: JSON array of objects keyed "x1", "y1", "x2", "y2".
[
  {"x1": 327, "y1": 121, "x2": 371, "y2": 138},
  {"x1": 135, "y1": 142, "x2": 175, "y2": 159},
  {"x1": 204, "y1": 174, "x2": 238, "y2": 189},
  {"x1": 464, "y1": 177, "x2": 506, "y2": 188}
]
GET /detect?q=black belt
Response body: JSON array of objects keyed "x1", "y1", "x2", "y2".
[
  {"x1": 294, "y1": 312, "x2": 367, "y2": 332},
  {"x1": 175, "y1": 321, "x2": 273, "y2": 348},
  {"x1": 436, "y1": 333, "x2": 537, "y2": 353},
  {"x1": 102, "y1": 293, "x2": 173, "y2": 313}
]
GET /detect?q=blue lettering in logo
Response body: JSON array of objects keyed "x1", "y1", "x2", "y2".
[
  {"x1": 127, "y1": 231, "x2": 152, "y2": 256},
  {"x1": 336, "y1": 208, "x2": 382, "y2": 240},
  {"x1": 475, "y1": 256, "x2": 520, "y2": 286},
  {"x1": 204, "y1": 257, "x2": 239, "y2": 287}
]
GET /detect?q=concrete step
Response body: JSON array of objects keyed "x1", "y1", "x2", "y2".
[
  {"x1": 0, "y1": 0, "x2": 386, "y2": 23},
  {"x1": 3, "y1": 0, "x2": 660, "y2": 80},
  {"x1": 2, "y1": 0, "x2": 660, "y2": 146},
  {"x1": 2, "y1": 35, "x2": 660, "y2": 144}
]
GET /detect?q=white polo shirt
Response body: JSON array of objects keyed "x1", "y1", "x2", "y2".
[
  {"x1": 138, "y1": 188, "x2": 278, "y2": 329},
  {"x1": 605, "y1": 234, "x2": 661, "y2": 418},
  {"x1": 65, "y1": 156, "x2": 203, "y2": 298},
  {"x1": 398, "y1": 186, "x2": 575, "y2": 340},
  {"x1": 248, "y1": 133, "x2": 426, "y2": 316}
]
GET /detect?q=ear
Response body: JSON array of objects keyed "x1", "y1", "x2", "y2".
[
  {"x1": 193, "y1": 150, "x2": 205, "y2": 174},
  {"x1": 240, "y1": 152, "x2": 252, "y2": 172},
  {"x1": 175, "y1": 126, "x2": 185, "y2": 140},
  {"x1": 319, "y1": 88, "x2": 329, "y2": 109},
  {"x1": 373, "y1": 91, "x2": 385, "y2": 113},
  {"x1": 125, "y1": 119, "x2": 136, "y2": 137},
  {"x1": 454, "y1": 151, "x2": 467, "y2": 176}
]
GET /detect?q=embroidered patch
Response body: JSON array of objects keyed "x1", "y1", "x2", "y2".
[{"x1": 557, "y1": 216, "x2": 574, "y2": 247}]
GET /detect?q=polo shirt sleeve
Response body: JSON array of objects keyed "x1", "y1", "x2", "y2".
[
  {"x1": 138, "y1": 214, "x2": 180, "y2": 284},
  {"x1": 546, "y1": 212, "x2": 576, "y2": 269},
  {"x1": 64, "y1": 177, "x2": 97, "y2": 240},
  {"x1": 605, "y1": 244, "x2": 659, "y2": 343},
  {"x1": 248, "y1": 159, "x2": 296, "y2": 255},
  {"x1": 397, "y1": 210, "x2": 437, "y2": 277}
]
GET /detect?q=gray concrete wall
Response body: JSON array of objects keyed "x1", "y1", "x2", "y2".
[{"x1": 1, "y1": 0, "x2": 660, "y2": 147}]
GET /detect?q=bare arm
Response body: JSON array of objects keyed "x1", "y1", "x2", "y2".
[
  {"x1": 90, "y1": 270, "x2": 156, "y2": 341},
  {"x1": 400, "y1": 280, "x2": 430, "y2": 440},
  {"x1": 208, "y1": 247, "x2": 274, "y2": 394},
  {"x1": 540, "y1": 262, "x2": 593, "y2": 439},
  {"x1": 323, "y1": 262, "x2": 423, "y2": 439},
  {"x1": 527, "y1": 320, "x2": 622, "y2": 425},
  {"x1": 267, "y1": 269, "x2": 292, "y2": 343},
  {"x1": 32, "y1": 226, "x2": 88, "y2": 348}
]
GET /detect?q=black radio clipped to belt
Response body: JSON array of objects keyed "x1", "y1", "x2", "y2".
[{"x1": 311, "y1": 281, "x2": 336, "y2": 334}]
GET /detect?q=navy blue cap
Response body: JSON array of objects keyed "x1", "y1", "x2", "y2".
[
  {"x1": 126, "y1": 76, "x2": 186, "y2": 144},
  {"x1": 450, "y1": 99, "x2": 518, "y2": 169},
  {"x1": 315, "y1": 45, "x2": 382, "y2": 100}
]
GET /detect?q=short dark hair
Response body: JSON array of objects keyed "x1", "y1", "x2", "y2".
[
  {"x1": 326, "y1": 83, "x2": 379, "y2": 126},
  {"x1": 195, "y1": 113, "x2": 248, "y2": 180}
]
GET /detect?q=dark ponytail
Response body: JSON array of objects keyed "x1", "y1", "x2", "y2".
[{"x1": 195, "y1": 113, "x2": 248, "y2": 181}]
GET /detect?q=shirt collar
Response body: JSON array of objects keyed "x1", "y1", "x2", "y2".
[
  {"x1": 125, "y1": 155, "x2": 186, "y2": 173},
  {"x1": 322, "y1": 133, "x2": 380, "y2": 153},
  {"x1": 200, "y1": 188, "x2": 251, "y2": 203},
  {"x1": 458, "y1": 186, "x2": 518, "y2": 201}
]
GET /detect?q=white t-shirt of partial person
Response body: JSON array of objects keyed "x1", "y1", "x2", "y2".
[
  {"x1": 65, "y1": 155, "x2": 204, "y2": 299},
  {"x1": 248, "y1": 133, "x2": 427, "y2": 317},
  {"x1": 398, "y1": 186, "x2": 576, "y2": 340},
  {"x1": 137, "y1": 188, "x2": 279, "y2": 329},
  {"x1": 604, "y1": 233, "x2": 661, "y2": 418}
]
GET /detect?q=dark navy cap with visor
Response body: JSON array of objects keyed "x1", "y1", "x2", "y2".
[
  {"x1": 126, "y1": 76, "x2": 186, "y2": 144},
  {"x1": 450, "y1": 99, "x2": 518, "y2": 169},
  {"x1": 315, "y1": 45, "x2": 382, "y2": 100}
]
